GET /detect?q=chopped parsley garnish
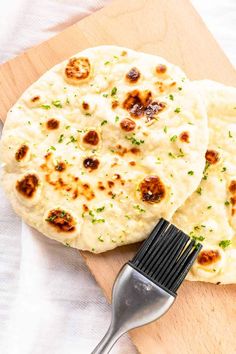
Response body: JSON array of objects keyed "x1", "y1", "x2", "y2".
[
  {"x1": 66, "y1": 136, "x2": 77, "y2": 145},
  {"x1": 66, "y1": 98, "x2": 70, "y2": 105},
  {"x1": 219, "y1": 240, "x2": 231, "y2": 249},
  {"x1": 65, "y1": 125, "x2": 70, "y2": 129},
  {"x1": 125, "y1": 215, "x2": 131, "y2": 220},
  {"x1": 163, "y1": 126, "x2": 168, "y2": 133},
  {"x1": 168, "y1": 152, "x2": 176, "y2": 159},
  {"x1": 101, "y1": 120, "x2": 108, "y2": 126},
  {"x1": 207, "y1": 205, "x2": 212, "y2": 209},
  {"x1": 85, "y1": 113, "x2": 91, "y2": 116},
  {"x1": 133, "y1": 205, "x2": 146, "y2": 213},
  {"x1": 92, "y1": 219, "x2": 105, "y2": 224},
  {"x1": 104, "y1": 61, "x2": 110, "y2": 65},
  {"x1": 169, "y1": 94, "x2": 174, "y2": 101},
  {"x1": 96, "y1": 206, "x2": 105, "y2": 213},
  {"x1": 225, "y1": 200, "x2": 230, "y2": 206},
  {"x1": 103, "y1": 93, "x2": 108, "y2": 98},
  {"x1": 228, "y1": 131, "x2": 233, "y2": 138},
  {"x1": 49, "y1": 146, "x2": 56, "y2": 151},
  {"x1": 170, "y1": 135, "x2": 177, "y2": 142},
  {"x1": 111, "y1": 87, "x2": 117, "y2": 96},
  {"x1": 65, "y1": 243, "x2": 70, "y2": 247},
  {"x1": 125, "y1": 134, "x2": 144, "y2": 146},
  {"x1": 178, "y1": 149, "x2": 185, "y2": 157},
  {"x1": 221, "y1": 167, "x2": 227, "y2": 172},
  {"x1": 196, "y1": 187, "x2": 202, "y2": 195},
  {"x1": 178, "y1": 87, "x2": 182, "y2": 91},
  {"x1": 191, "y1": 235, "x2": 205, "y2": 242},
  {"x1": 46, "y1": 215, "x2": 56, "y2": 222},
  {"x1": 174, "y1": 107, "x2": 181, "y2": 113},
  {"x1": 98, "y1": 236, "x2": 104, "y2": 242},
  {"x1": 52, "y1": 100, "x2": 62, "y2": 108},
  {"x1": 115, "y1": 116, "x2": 119, "y2": 123},
  {"x1": 188, "y1": 171, "x2": 194, "y2": 175},
  {"x1": 27, "y1": 121, "x2": 31, "y2": 125},
  {"x1": 156, "y1": 157, "x2": 161, "y2": 164},
  {"x1": 58, "y1": 134, "x2": 64, "y2": 143},
  {"x1": 41, "y1": 104, "x2": 51, "y2": 110}
]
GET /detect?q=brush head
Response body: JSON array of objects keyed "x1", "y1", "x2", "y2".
[{"x1": 130, "y1": 218, "x2": 202, "y2": 295}]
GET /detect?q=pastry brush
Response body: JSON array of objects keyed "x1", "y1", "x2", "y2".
[{"x1": 91, "y1": 218, "x2": 202, "y2": 354}]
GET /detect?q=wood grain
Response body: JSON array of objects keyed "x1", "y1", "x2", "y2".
[{"x1": 0, "y1": 0, "x2": 236, "y2": 353}]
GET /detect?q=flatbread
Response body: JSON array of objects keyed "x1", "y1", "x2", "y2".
[
  {"x1": 0, "y1": 46, "x2": 208, "y2": 253},
  {"x1": 173, "y1": 80, "x2": 236, "y2": 284}
]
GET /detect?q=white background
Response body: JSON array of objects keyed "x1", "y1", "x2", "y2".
[{"x1": 0, "y1": 1, "x2": 235, "y2": 354}]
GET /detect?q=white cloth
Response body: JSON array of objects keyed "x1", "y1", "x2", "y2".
[{"x1": 0, "y1": 1, "x2": 235, "y2": 354}]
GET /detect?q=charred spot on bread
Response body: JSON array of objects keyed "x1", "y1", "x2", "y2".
[
  {"x1": 83, "y1": 157, "x2": 99, "y2": 171},
  {"x1": 46, "y1": 209, "x2": 76, "y2": 232},
  {"x1": 120, "y1": 118, "x2": 136, "y2": 132},
  {"x1": 55, "y1": 162, "x2": 66, "y2": 172},
  {"x1": 31, "y1": 96, "x2": 40, "y2": 103},
  {"x1": 111, "y1": 100, "x2": 119, "y2": 109},
  {"x1": 205, "y1": 150, "x2": 219, "y2": 164},
  {"x1": 123, "y1": 90, "x2": 152, "y2": 118},
  {"x1": 179, "y1": 131, "x2": 190, "y2": 143},
  {"x1": 156, "y1": 64, "x2": 167, "y2": 74},
  {"x1": 46, "y1": 118, "x2": 60, "y2": 130},
  {"x1": 16, "y1": 173, "x2": 39, "y2": 198},
  {"x1": 82, "y1": 101, "x2": 89, "y2": 110},
  {"x1": 145, "y1": 101, "x2": 166, "y2": 121},
  {"x1": 65, "y1": 57, "x2": 91, "y2": 84},
  {"x1": 197, "y1": 250, "x2": 221, "y2": 266},
  {"x1": 15, "y1": 144, "x2": 29, "y2": 161},
  {"x1": 229, "y1": 180, "x2": 236, "y2": 194},
  {"x1": 126, "y1": 67, "x2": 140, "y2": 83},
  {"x1": 83, "y1": 130, "x2": 99, "y2": 146},
  {"x1": 140, "y1": 176, "x2": 166, "y2": 203}
]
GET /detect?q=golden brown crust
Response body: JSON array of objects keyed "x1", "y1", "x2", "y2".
[
  {"x1": 126, "y1": 67, "x2": 140, "y2": 83},
  {"x1": 83, "y1": 130, "x2": 99, "y2": 146},
  {"x1": 205, "y1": 150, "x2": 219, "y2": 164},
  {"x1": 31, "y1": 96, "x2": 40, "y2": 103},
  {"x1": 123, "y1": 90, "x2": 152, "y2": 118},
  {"x1": 197, "y1": 250, "x2": 221, "y2": 266},
  {"x1": 120, "y1": 118, "x2": 136, "y2": 132},
  {"x1": 46, "y1": 209, "x2": 76, "y2": 232},
  {"x1": 82, "y1": 101, "x2": 89, "y2": 110},
  {"x1": 15, "y1": 144, "x2": 29, "y2": 161},
  {"x1": 65, "y1": 57, "x2": 91, "y2": 84},
  {"x1": 46, "y1": 118, "x2": 60, "y2": 130},
  {"x1": 140, "y1": 176, "x2": 166, "y2": 203},
  {"x1": 229, "y1": 180, "x2": 236, "y2": 194},
  {"x1": 55, "y1": 162, "x2": 66, "y2": 172},
  {"x1": 145, "y1": 101, "x2": 166, "y2": 121},
  {"x1": 156, "y1": 64, "x2": 167, "y2": 74},
  {"x1": 16, "y1": 174, "x2": 39, "y2": 198}
]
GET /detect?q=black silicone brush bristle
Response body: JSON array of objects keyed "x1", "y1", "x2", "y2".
[{"x1": 130, "y1": 219, "x2": 202, "y2": 294}]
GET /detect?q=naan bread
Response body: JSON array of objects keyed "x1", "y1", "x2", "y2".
[
  {"x1": 173, "y1": 80, "x2": 236, "y2": 284},
  {"x1": 0, "y1": 46, "x2": 208, "y2": 253}
]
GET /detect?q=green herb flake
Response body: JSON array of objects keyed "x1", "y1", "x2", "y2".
[
  {"x1": 168, "y1": 152, "x2": 176, "y2": 159},
  {"x1": 41, "y1": 104, "x2": 51, "y2": 110},
  {"x1": 125, "y1": 134, "x2": 144, "y2": 146},
  {"x1": 115, "y1": 116, "x2": 119, "y2": 123},
  {"x1": 52, "y1": 100, "x2": 62, "y2": 108},
  {"x1": 163, "y1": 126, "x2": 168, "y2": 133},
  {"x1": 66, "y1": 136, "x2": 77, "y2": 145},
  {"x1": 27, "y1": 121, "x2": 31, "y2": 125},
  {"x1": 96, "y1": 206, "x2": 105, "y2": 213},
  {"x1": 65, "y1": 125, "x2": 70, "y2": 130},
  {"x1": 219, "y1": 240, "x2": 231, "y2": 249},
  {"x1": 174, "y1": 107, "x2": 181, "y2": 113},
  {"x1": 125, "y1": 215, "x2": 131, "y2": 220},
  {"x1": 133, "y1": 205, "x2": 146, "y2": 213},
  {"x1": 111, "y1": 87, "x2": 117, "y2": 96},
  {"x1": 229, "y1": 131, "x2": 233, "y2": 138},
  {"x1": 188, "y1": 171, "x2": 194, "y2": 175},
  {"x1": 170, "y1": 135, "x2": 177, "y2": 142},
  {"x1": 178, "y1": 87, "x2": 182, "y2": 91},
  {"x1": 104, "y1": 61, "x2": 110, "y2": 65},
  {"x1": 46, "y1": 215, "x2": 56, "y2": 222},
  {"x1": 50, "y1": 146, "x2": 56, "y2": 151},
  {"x1": 192, "y1": 235, "x2": 205, "y2": 242},
  {"x1": 221, "y1": 167, "x2": 227, "y2": 172},
  {"x1": 169, "y1": 94, "x2": 174, "y2": 101},
  {"x1": 58, "y1": 134, "x2": 64, "y2": 143},
  {"x1": 98, "y1": 236, "x2": 104, "y2": 242},
  {"x1": 196, "y1": 187, "x2": 202, "y2": 195},
  {"x1": 225, "y1": 200, "x2": 230, "y2": 206},
  {"x1": 101, "y1": 120, "x2": 108, "y2": 126},
  {"x1": 103, "y1": 93, "x2": 108, "y2": 98},
  {"x1": 92, "y1": 219, "x2": 105, "y2": 224},
  {"x1": 207, "y1": 205, "x2": 212, "y2": 209}
]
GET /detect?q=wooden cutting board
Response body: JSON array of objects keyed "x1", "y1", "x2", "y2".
[{"x1": 0, "y1": 0, "x2": 236, "y2": 353}]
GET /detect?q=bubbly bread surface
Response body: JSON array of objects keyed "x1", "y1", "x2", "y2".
[
  {"x1": 0, "y1": 46, "x2": 208, "y2": 253},
  {"x1": 173, "y1": 80, "x2": 236, "y2": 284}
]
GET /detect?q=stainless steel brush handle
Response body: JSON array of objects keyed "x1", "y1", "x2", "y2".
[{"x1": 91, "y1": 264, "x2": 175, "y2": 354}]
